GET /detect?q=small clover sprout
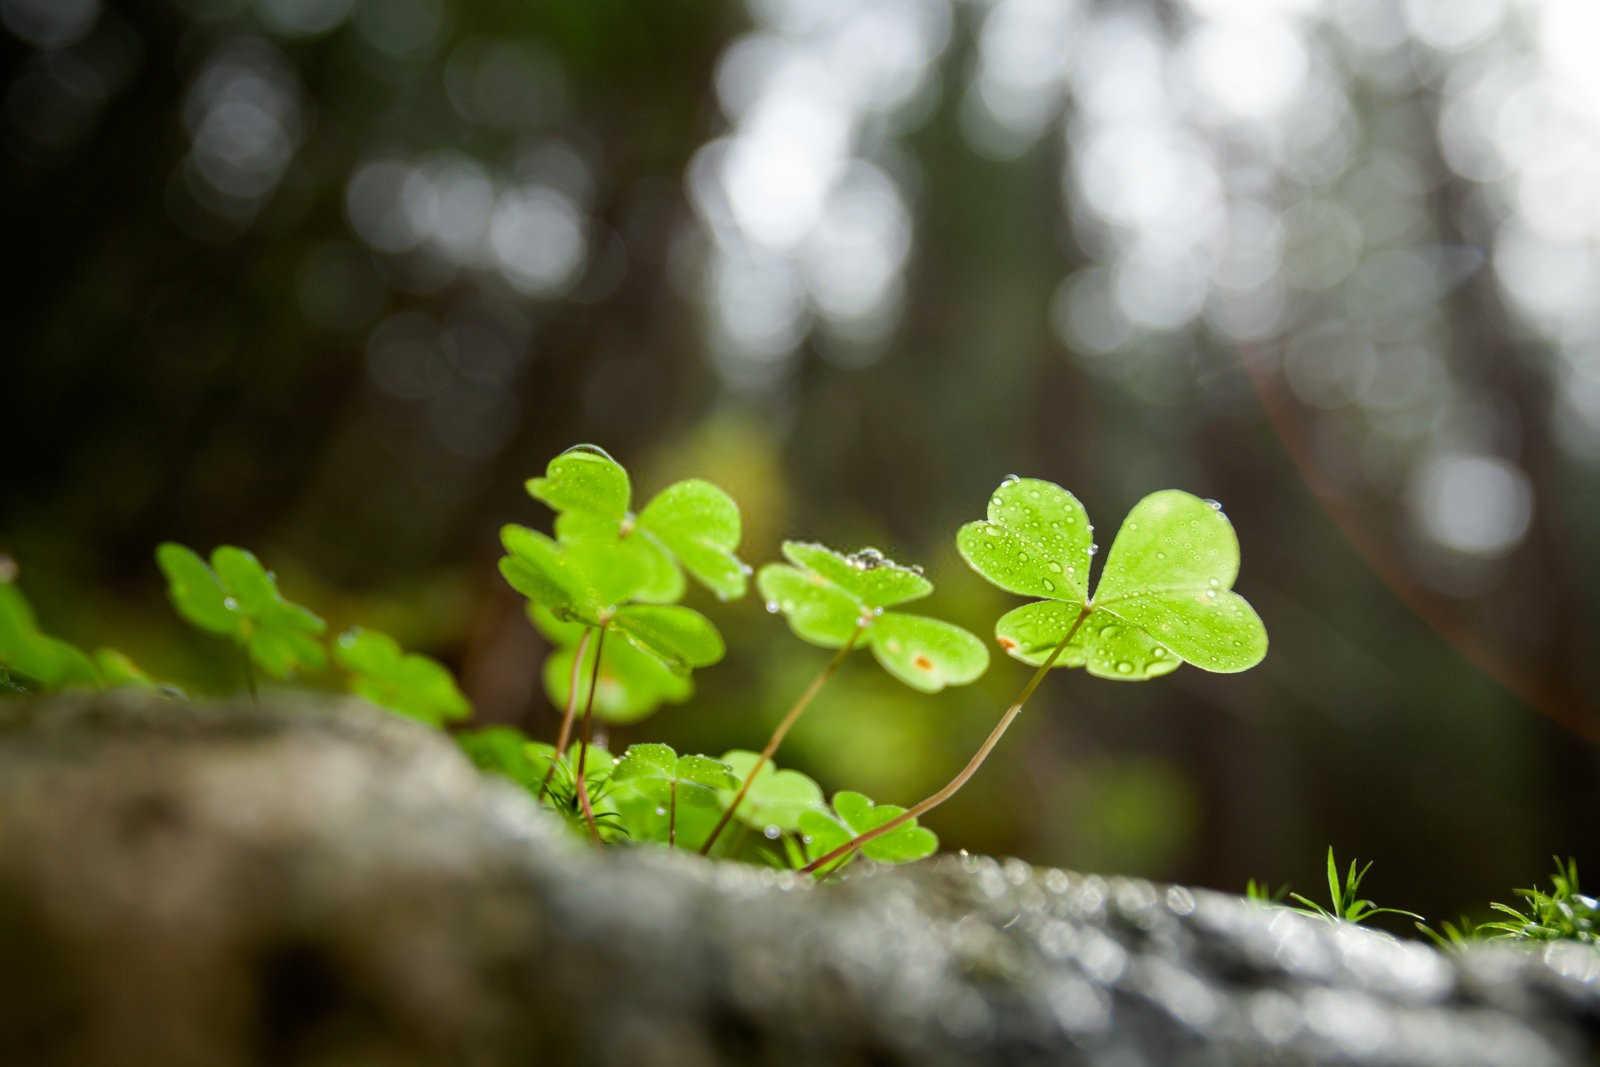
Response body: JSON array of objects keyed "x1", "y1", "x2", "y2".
[
  {"x1": 528, "y1": 444, "x2": 750, "y2": 602},
  {"x1": 334, "y1": 627, "x2": 470, "y2": 727},
  {"x1": 799, "y1": 791, "x2": 937, "y2": 876},
  {"x1": 958, "y1": 481, "x2": 1267, "y2": 678},
  {"x1": 157, "y1": 544, "x2": 327, "y2": 683},
  {"x1": 0, "y1": 569, "x2": 157, "y2": 692},
  {"x1": 801, "y1": 479, "x2": 1268, "y2": 875},
  {"x1": 758, "y1": 542, "x2": 989, "y2": 692},
  {"x1": 609, "y1": 743, "x2": 738, "y2": 848}
]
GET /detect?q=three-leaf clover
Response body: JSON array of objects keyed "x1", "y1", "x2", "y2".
[
  {"x1": 757, "y1": 542, "x2": 989, "y2": 692},
  {"x1": 499, "y1": 526, "x2": 726, "y2": 676},
  {"x1": 800, "y1": 790, "x2": 938, "y2": 874},
  {"x1": 957, "y1": 481, "x2": 1266, "y2": 679},
  {"x1": 334, "y1": 627, "x2": 470, "y2": 727},
  {"x1": 609, "y1": 743, "x2": 739, "y2": 847},
  {"x1": 527, "y1": 444, "x2": 750, "y2": 602},
  {"x1": 157, "y1": 544, "x2": 327, "y2": 679}
]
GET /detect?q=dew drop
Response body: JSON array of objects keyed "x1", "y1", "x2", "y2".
[
  {"x1": 801, "y1": 834, "x2": 813, "y2": 845},
  {"x1": 1116, "y1": 661, "x2": 1133, "y2": 674},
  {"x1": 1047, "y1": 561, "x2": 1062, "y2": 573},
  {"x1": 1151, "y1": 648, "x2": 1165, "y2": 659},
  {"x1": 763, "y1": 825, "x2": 782, "y2": 840},
  {"x1": 765, "y1": 600, "x2": 780, "y2": 614},
  {"x1": 1002, "y1": 473, "x2": 1021, "y2": 485},
  {"x1": 1155, "y1": 551, "x2": 1166, "y2": 561},
  {"x1": 655, "y1": 806, "x2": 667, "y2": 816},
  {"x1": 1087, "y1": 543, "x2": 1099, "y2": 557},
  {"x1": 223, "y1": 597, "x2": 239, "y2": 611},
  {"x1": 1042, "y1": 579, "x2": 1055, "y2": 592},
  {"x1": 1205, "y1": 590, "x2": 1217, "y2": 599},
  {"x1": 1017, "y1": 552, "x2": 1029, "y2": 563},
  {"x1": 1208, "y1": 577, "x2": 1220, "y2": 588},
  {"x1": 909, "y1": 563, "x2": 925, "y2": 576},
  {"x1": 1127, "y1": 522, "x2": 1138, "y2": 532},
  {"x1": 1204, "y1": 498, "x2": 1223, "y2": 511},
  {"x1": 983, "y1": 525, "x2": 1000, "y2": 537}
]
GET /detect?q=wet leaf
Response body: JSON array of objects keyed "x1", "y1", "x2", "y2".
[
  {"x1": 335, "y1": 627, "x2": 470, "y2": 726},
  {"x1": 157, "y1": 543, "x2": 326, "y2": 679},
  {"x1": 716, "y1": 750, "x2": 824, "y2": 832},
  {"x1": 799, "y1": 790, "x2": 937, "y2": 871}
]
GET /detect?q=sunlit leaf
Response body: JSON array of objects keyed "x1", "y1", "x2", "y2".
[
  {"x1": 955, "y1": 478, "x2": 1093, "y2": 603},
  {"x1": 611, "y1": 604, "x2": 724, "y2": 673},
  {"x1": 799, "y1": 790, "x2": 937, "y2": 872},
  {"x1": 335, "y1": 627, "x2": 470, "y2": 726},
  {"x1": 759, "y1": 540, "x2": 988, "y2": 691},
  {"x1": 867, "y1": 612, "x2": 989, "y2": 693},
  {"x1": 637, "y1": 479, "x2": 749, "y2": 600},
  {"x1": 717, "y1": 750, "x2": 824, "y2": 832},
  {"x1": 960, "y1": 482, "x2": 1266, "y2": 679},
  {"x1": 610, "y1": 743, "x2": 740, "y2": 845},
  {"x1": 526, "y1": 445, "x2": 630, "y2": 523}
]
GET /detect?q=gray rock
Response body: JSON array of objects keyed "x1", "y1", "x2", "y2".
[{"x1": 0, "y1": 692, "x2": 1595, "y2": 1067}]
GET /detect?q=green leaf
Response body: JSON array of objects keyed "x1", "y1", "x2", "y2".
[
  {"x1": 458, "y1": 726, "x2": 546, "y2": 791},
  {"x1": 867, "y1": 612, "x2": 989, "y2": 692},
  {"x1": 92, "y1": 649, "x2": 157, "y2": 689},
  {"x1": 542, "y1": 630, "x2": 692, "y2": 725},
  {"x1": 499, "y1": 525, "x2": 654, "y2": 623},
  {"x1": 781, "y1": 542, "x2": 931, "y2": 608},
  {"x1": 611, "y1": 742, "x2": 739, "y2": 845},
  {"x1": 756, "y1": 563, "x2": 865, "y2": 648},
  {"x1": 611, "y1": 605, "x2": 724, "y2": 673},
  {"x1": 799, "y1": 790, "x2": 937, "y2": 870},
  {"x1": 157, "y1": 544, "x2": 327, "y2": 679},
  {"x1": 156, "y1": 543, "x2": 237, "y2": 636},
  {"x1": 526, "y1": 445, "x2": 630, "y2": 522},
  {"x1": 960, "y1": 482, "x2": 1267, "y2": 679},
  {"x1": 637, "y1": 480, "x2": 749, "y2": 600},
  {"x1": 335, "y1": 627, "x2": 470, "y2": 727},
  {"x1": 717, "y1": 750, "x2": 824, "y2": 832},
  {"x1": 955, "y1": 478, "x2": 1092, "y2": 604},
  {"x1": 1091, "y1": 491, "x2": 1267, "y2": 673},
  {"x1": 994, "y1": 602, "x2": 1179, "y2": 681},
  {"x1": 0, "y1": 583, "x2": 101, "y2": 691}
]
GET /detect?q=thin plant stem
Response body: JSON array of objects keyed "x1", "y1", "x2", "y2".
[
  {"x1": 241, "y1": 643, "x2": 258, "y2": 706},
  {"x1": 800, "y1": 607, "x2": 1091, "y2": 876},
  {"x1": 573, "y1": 625, "x2": 608, "y2": 843},
  {"x1": 700, "y1": 624, "x2": 865, "y2": 855},
  {"x1": 669, "y1": 779, "x2": 678, "y2": 849},
  {"x1": 537, "y1": 627, "x2": 593, "y2": 803}
]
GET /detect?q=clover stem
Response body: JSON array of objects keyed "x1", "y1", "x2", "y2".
[
  {"x1": 799, "y1": 607, "x2": 1091, "y2": 876},
  {"x1": 700, "y1": 624, "x2": 865, "y2": 856},
  {"x1": 573, "y1": 625, "x2": 608, "y2": 843},
  {"x1": 240, "y1": 644, "x2": 258, "y2": 707},
  {"x1": 669, "y1": 779, "x2": 678, "y2": 849},
  {"x1": 537, "y1": 626, "x2": 594, "y2": 803}
]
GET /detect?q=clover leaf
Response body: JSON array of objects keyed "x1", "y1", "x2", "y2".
[
  {"x1": 1, "y1": 575, "x2": 157, "y2": 692},
  {"x1": 610, "y1": 743, "x2": 739, "y2": 847},
  {"x1": 0, "y1": 581, "x2": 101, "y2": 690},
  {"x1": 526, "y1": 445, "x2": 750, "y2": 601},
  {"x1": 716, "y1": 750, "x2": 825, "y2": 833},
  {"x1": 799, "y1": 790, "x2": 938, "y2": 873},
  {"x1": 458, "y1": 726, "x2": 547, "y2": 791},
  {"x1": 757, "y1": 542, "x2": 988, "y2": 692},
  {"x1": 957, "y1": 481, "x2": 1266, "y2": 679},
  {"x1": 157, "y1": 543, "x2": 327, "y2": 679},
  {"x1": 533, "y1": 606, "x2": 692, "y2": 724},
  {"x1": 334, "y1": 627, "x2": 470, "y2": 727}
]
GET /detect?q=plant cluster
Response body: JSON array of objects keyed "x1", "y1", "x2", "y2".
[{"x1": 2, "y1": 444, "x2": 1269, "y2": 880}]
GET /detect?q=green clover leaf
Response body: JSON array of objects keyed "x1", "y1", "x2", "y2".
[
  {"x1": 498, "y1": 525, "x2": 656, "y2": 624},
  {"x1": 757, "y1": 542, "x2": 988, "y2": 692},
  {"x1": 157, "y1": 543, "x2": 327, "y2": 679},
  {"x1": 957, "y1": 482, "x2": 1267, "y2": 680},
  {"x1": 535, "y1": 606, "x2": 692, "y2": 725},
  {"x1": 334, "y1": 627, "x2": 470, "y2": 727},
  {"x1": 716, "y1": 750, "x2": 825, "y2": 833},
  {"x1": 526, "y1": 445, "x2": 750, "y2": 601},
  {"x1": 0, "y1": 580, "x2": 101, "y2": 690},
  {"x1": 458, "y1": 726, "x2": 547, "y2": 791},
  {"x1": 799, "y1": 790, "x2": 938, "y2": 872},
  {"x1": 610, "y1": 743, "x2": 739, "y2": 846}
]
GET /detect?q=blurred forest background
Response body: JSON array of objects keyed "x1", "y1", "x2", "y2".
[{"x1": 3, "y1": 0, "x2": 1598, "y2": 919}]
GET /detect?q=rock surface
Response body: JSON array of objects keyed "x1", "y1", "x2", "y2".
[{"x1": 0, "y1": 693, "x2": 1596, "y2": 1067}]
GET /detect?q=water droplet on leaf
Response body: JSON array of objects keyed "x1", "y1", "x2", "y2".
[{"x1": 763, "y1": 825, "x2": 782, "y2": 840}]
